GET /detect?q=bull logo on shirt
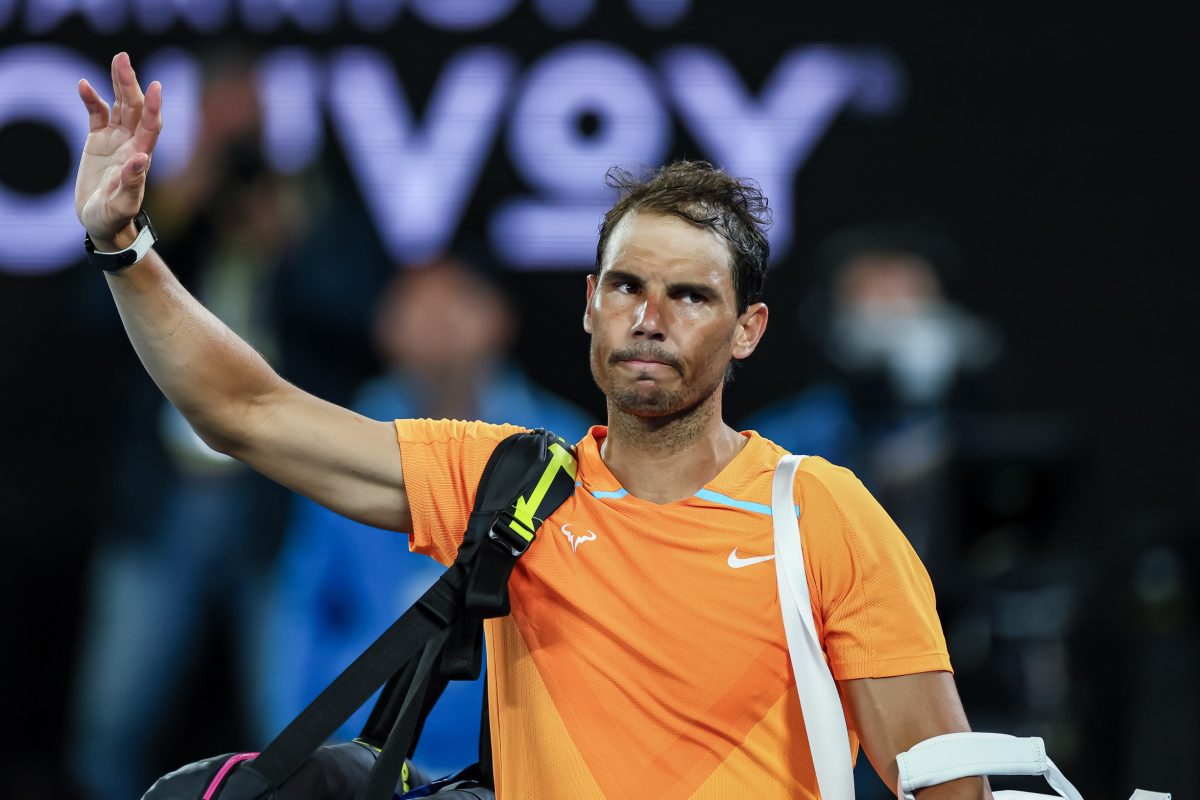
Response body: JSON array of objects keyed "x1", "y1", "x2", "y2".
[{"x1": 561, "y1": 523, "x2": 597, "y2": 553}]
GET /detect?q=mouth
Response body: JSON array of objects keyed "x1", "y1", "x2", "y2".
[
  {"x1": 607, "y1": 344, "x2": 684, "y2": 383},
  {"x1": 617, "y1": 358, "x2": 680, "y2": 379},
  {"x1": 611, "y1": 347, "x2": 681, "y2": 374}
]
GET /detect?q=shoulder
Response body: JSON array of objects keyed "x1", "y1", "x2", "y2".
[
  {"x1": 746, "y1": 431, "x2": 878, "y2": 545},
  {"x1": 394, "y1": 418, "x2": 528, "y2": 447},
  {"x1": 791, "y1": 455, "x2": 881, "y2": 538},
  {"x1": 794, "y1": 455, "x2": 864, "y2": 503},
  {"x1": 741, "y1": 431, "x2": 860, "y2": 500},
  {"x1": 396, "y1": 419, "x2": 532, "y2": 565},
  {"x1": 707, "y1": 432, "x2": 857, "y2": 514}
]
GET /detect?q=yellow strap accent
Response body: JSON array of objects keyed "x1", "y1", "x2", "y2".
[
  {"x1": 351, "y1": 737, "x2": 382, "y2": 754},
  {"x1": 509, "y1": 442, "x2": 577, "y2": 540}
]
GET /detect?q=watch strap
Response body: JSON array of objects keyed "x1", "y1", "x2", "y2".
[{"x1": 85, "y1": 210, "x2": 158, "y2": 272}]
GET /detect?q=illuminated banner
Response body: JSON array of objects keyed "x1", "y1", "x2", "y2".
[{"x1": 0, "y1": 0, "x2": 905, "y2": 275}]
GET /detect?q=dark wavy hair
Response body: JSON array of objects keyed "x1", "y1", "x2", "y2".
[{"x1": 595, "y1": 161, "x2": 772, "y2": 314}]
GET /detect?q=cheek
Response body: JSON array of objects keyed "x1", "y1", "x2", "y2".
[
  {"x1": 588, "y1": 334, "x2": 608, "y2": 379},
  {"x1": 589, "y1": 327, "x2": 614, "y2": 369},
  {"x1": 587, "y1": 305, "x2": 621, "y2": 343},
  {"x1": 689, "y1": 323, "x2": 737, "y2": 373}
]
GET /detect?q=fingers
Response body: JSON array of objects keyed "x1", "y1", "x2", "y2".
[
  {"x1": 110, "y1": 53, "x2": 124, "y2": 128},
  {"x1": 133, "y1": 80, "x2": 163, "y2": 156},
  {"x1": 77, "y1": 79, "x2": 111, "y2": 132},
  {"x1": 111, "y1": 52, "x2": 146, "y2": 134}
]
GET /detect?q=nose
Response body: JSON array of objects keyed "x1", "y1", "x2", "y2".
[{"x1": 632, "y1": 292, "x2": 667, "y2": 341}]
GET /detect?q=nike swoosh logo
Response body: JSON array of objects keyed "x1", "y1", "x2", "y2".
[{"x1": 727, "y1": 548, "x2": 775, "y2": 568}]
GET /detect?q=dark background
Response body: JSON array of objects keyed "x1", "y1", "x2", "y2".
[{"x1": 1, "y1": 2, "x2": 1194, "y2": 798}]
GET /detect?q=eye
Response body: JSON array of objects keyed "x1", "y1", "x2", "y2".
[
  {"x1": 616, "y1": 280, "x2": 639, "y2": 294},
  {"x1": 679, "y1": 290, "x2": 708, "y2": 305}
]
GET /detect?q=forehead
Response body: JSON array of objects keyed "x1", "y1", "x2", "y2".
[{"x1": 601, "y1": 211, "x2": 734, "y2": 287}]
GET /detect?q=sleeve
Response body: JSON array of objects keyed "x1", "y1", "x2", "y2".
[
  {"x1": 395, "y1": 418, "x2": 528, "y2": 565},
  {"x1": 795, "y1": 458, "x2": 952, "y2": 681}
]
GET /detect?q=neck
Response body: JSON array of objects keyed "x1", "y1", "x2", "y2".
[{"x1": 601, "y1": 390, "x2": 747, "y2": 504}]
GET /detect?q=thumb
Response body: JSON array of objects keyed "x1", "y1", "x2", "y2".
[{"x1": 114, "y1": 152, "x2": 151, "y2": 212}]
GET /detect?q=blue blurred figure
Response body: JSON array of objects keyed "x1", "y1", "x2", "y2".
[{"x1": 256, "y1": 254, "x2": 590, "y2": 776}]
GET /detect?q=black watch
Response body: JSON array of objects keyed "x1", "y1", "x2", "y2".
[{"x1": 84, "y1": 210, "x2": 158, "y2": 272}]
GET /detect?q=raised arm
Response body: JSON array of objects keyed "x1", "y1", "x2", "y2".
[{"x1": 75, "y1": 53, "x2": 412, "y2": 532}]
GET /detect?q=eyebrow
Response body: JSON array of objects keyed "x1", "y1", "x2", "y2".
[{"x1": 599, "y1": 269, "x2": 642, "y2": 286}]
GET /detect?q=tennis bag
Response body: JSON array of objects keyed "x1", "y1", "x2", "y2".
[{"x1": 142, "y1": 429, "x2": 578, "y2": 800}]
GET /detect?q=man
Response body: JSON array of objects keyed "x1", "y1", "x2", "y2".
[{"x1": 76, "y1": 53, "x2": 987, "y2": 798}]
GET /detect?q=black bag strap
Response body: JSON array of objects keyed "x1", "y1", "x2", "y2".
[
  {"x1": 249, "y1": 564, "x2": 466, "y2": 785},
  {"x1": 248, "y1": 428, "x2": 577, "y2": 797},
  {"x1": 358, "y1": 430, "x2": 578, "y2": 791},
  {"x1": 441, "y1": 430, "x2": 578, "y2": 680},
  {"x1": 355, "y1": 627, "x2": 450, "y2": 800},
  {"x1": 479, "y1": 679, "x2": 494, "y2": 788},
  {"x1": 464, "y1": 428, "x2": 579, "y2": 618}
]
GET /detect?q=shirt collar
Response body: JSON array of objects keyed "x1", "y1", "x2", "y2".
[{"x1": 573, "y1": 424, "x2": 771, "y2": 498}]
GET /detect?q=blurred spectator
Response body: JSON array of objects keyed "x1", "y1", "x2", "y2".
[
  {"x1": 67, "y1": 52, "x2": 303, "y2": 800},
  {"x1": 743, "y1": 223, "x2": 1000, "y2": 577},
  {"x1": 256, "y1": 255, "x2": 590, "y2": 776}
]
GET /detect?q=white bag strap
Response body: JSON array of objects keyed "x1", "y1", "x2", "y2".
[
  {"x1": 896, "y1": 733, "x2": 1085, "y2": 800},
  {"x1": 771, "y1": 454, "x2": 855, "y2": 799}
]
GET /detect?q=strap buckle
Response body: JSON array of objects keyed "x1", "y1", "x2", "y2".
[{"x1": 486, "y1": 510, "x2": 537, "y2": 557}]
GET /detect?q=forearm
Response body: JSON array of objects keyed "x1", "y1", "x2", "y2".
[
  {"x1": 104, "y1": 248, "x2": 286, "y2": 452},
  {"x1": 847, "y1": 673, "x2": 994, "y2": 800},
  {"x1": 77, "y1": 56, "x2": 412, "y2": 531}
]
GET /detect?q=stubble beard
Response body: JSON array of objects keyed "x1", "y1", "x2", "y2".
[{"x1": 590, "y1": 339, "x2": 726, "y2": 422}]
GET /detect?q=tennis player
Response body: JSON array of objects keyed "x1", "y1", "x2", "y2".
[{"x1": 75, "y1": 52, "x2": 989, "y2": 799}]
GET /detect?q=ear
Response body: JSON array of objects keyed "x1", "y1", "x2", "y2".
[
  {"x1": 731, "y1": 302, "x2": 769, "y2": 361},
  {"x1": 583, "y1": 273, "x2": 598, "y2": 334}
]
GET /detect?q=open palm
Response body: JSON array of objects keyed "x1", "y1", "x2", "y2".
[{"x1": 75, "y1": 52, "x2": 163, "y2": 248}]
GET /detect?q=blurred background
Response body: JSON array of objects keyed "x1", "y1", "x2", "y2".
[{"x1": 0, "y1": 2, "x2": 1194, "y2": 798}]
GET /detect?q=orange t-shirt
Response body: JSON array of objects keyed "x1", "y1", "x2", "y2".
[{"x1": 396, "y1": 419, "x2": 951, "y2": 799}]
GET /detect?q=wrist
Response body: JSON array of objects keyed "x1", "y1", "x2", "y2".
[
  {"x1": 85, "y1": 211, "x2": 158, "y2": 272},
  {"x1": 90, "y1": 220, "x2": 139, "y2": 253}
]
